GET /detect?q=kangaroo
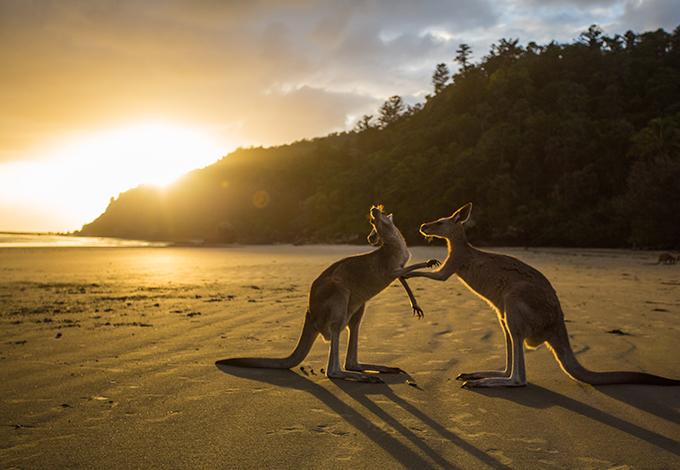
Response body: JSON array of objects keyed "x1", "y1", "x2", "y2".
[
  {"x1": 404, "y1": 203, "x2": 680, "y2": 387},
  {"x1": 657, "y1": 253, "x2": 677, "y2": 265},
  {"x1": 216, "y1": 206, "x2": 439, "y2": 383}
]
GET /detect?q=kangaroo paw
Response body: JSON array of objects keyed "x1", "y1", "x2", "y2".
[
  {"x1": 412, "y1": 306, "x2": 424, "y2": 318},
  {"x1": 427, "y1": 259, "x2": 441, "y2": 268}
]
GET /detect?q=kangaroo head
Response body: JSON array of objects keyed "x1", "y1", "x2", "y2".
[
  {"x1": 420, "y1": 203, "x2": 472, "y2": 240},
  {"x1": 367, "y1": 205, "x2": 395, "y2": 245}
]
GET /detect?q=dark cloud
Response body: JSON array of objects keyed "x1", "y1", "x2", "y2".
[
  {"x1": 517, "y1": 0, "x2": 621, "y2": 8},
  {"x1": 618, "y1": 0, "x2": 680, "y2": 33}
]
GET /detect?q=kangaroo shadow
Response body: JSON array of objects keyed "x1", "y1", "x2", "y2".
[
  {"x1": 331, "y1": 377, "x2": 512, "y2": 470},
  {"x1": 215, "y1": 363, "x2": 511, "y2": 470},
  {"x1": 594, "y1": 384, "x2": 680, "y2": 425},
  {"x1": 469, "y1": 383, "x2": 680, "y2": 456}
]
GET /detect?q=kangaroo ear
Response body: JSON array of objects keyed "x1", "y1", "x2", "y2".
[
  {"x1": 452, "y1": 203, "x2": 472, "y2": 224},
  {"x1": 388, "y1": 214, "x2": 393, "y2": 222}
]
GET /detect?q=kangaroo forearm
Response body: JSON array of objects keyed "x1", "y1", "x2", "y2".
[
  {"x1": 392, "y1": 258, "x2": 441, "y2": 278},
  {"x1": 406, "y1": 270, "x2": 452, "y2": 281},
  {"x1": 398, "y1": 277, "x2": 418, "y2": 306},
  {"x1": 398, "y1": 277, "x2": 424, "y2": 318},
  {"x1": 392, "y1": 262, "x2": 429, "y2": 278}
]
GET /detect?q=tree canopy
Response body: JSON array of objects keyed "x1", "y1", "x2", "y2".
[{"x1": 79, "y1": 24, "x2": 680, "y2": 248}]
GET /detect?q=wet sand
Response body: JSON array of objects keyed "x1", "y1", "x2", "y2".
[{"x1": 1, "y1": 245, "x2": 679, "y2": 469}]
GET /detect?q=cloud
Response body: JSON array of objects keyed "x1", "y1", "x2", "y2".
[
  {"x1": 0, "y1": 1, "x2": 503, "y2": 159},
  {"x1": 1, "y1": 0, "x2": 679, "y2": 165},
  {"x1": 517, "y1": 0, "x2": 621, "y2": 8},
  {"x1": 240, "y1": 86, "x2": 372, "y2": 144},
  {"x1": 618, "y1": 0, "x2": 680, "y2": 33}
]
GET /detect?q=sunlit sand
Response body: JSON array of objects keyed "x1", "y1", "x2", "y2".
[{"x1": 1, "y1": 245, "x2": 679, "y2": 468}]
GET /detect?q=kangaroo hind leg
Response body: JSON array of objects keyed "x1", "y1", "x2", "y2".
[
  {"x1": 323, "y1": 296, "x2": 383, "y2": 383},
  {"x1": 461, "y1": 307, "x2": 528, "y2": 388},
  {"x1": 344, "y1": 305, "x2": 404, "y2": 375},
  {"x1": 457, "y1": 317, "x2": 513, "y2": 382}
]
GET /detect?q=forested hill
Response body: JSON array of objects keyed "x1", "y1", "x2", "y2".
[{"x1": 79, "y1": 25, "x2": 680, "y2": 248}]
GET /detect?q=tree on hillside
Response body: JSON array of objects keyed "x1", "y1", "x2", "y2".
[
  {"x1": 432, "y1": 63, "x2": 451, "y2": 94},
  {"x1": 491, "y1": 38, "x2": 523, "y2": 59},
  {"x1": 580, "y1": 24, "x2": 604, "y2": 50},
  {"x1": 354, "y1": 114, "x2": 375, "y2": 132},
  {"x1": 625, "y1": 115, "x2": 680, "y2": 247},
  {"x1": 378, "y1": 95, "x2": 406, "y2": 128},
  {"x1": 670, "y1": 25, "x2": 680, "y2": 67},
  {"x1": 603, "y1": 34, "x2": 624, "y2": 52},
  {"x1": 455, "y1": 43, "x2": 473, "y2": 71},
  {"x1": 484, "y1": 38, "x2": 524, "y2": 73}
]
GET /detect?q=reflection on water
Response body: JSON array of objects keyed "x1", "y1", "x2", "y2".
[{"x1": 0, "y1": 232, "x2": 169, "y2": 248}]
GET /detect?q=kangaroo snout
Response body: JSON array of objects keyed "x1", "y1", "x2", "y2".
[{"x1": 420, "y1": 222, "x2": 437, "y2": 236}]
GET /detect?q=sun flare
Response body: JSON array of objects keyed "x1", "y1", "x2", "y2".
[
  {"x1": 60, "y1": 123, "x2": 226, "y2": 188},
  {"x1": 0, "y1": 122, "x2": 230, "y2": 232}
]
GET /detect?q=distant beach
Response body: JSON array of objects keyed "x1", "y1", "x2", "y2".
[
  {"x1": 1, "y1": 244, "x2": 679, "y2": 469},
  {"x1": 0, "y1": 232, "x2": 169, "y2": 248}
]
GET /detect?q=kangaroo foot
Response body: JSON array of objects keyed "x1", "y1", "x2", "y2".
[
  {"x1": 461, "y1": 378, "x2": 527, "y2": 388},
  {"x1": 326, "y1": 369, "x2": 385, "y2": 383},
  {"x1": 456, "y1": 373, "x2": 478, "y2": 381},
  {"x1": 376, "y1": 366, "x2": 405, "y2": 374},
  {"x1": 346, "y1": 362, "x2": 405, "y2": 374},
  {"x1": 456, "y1": 371, "x2": 509, "y2": 381}
]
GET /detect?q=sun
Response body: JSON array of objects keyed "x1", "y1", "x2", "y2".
[
  {"x1": 0, "y1": 122, "x2": 231, "y2": 232},
  {"x1": 62, "y1": 122, "x2": 226, "y2": 188}
]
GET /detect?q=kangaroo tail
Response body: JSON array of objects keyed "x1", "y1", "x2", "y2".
[
  {"x1": 216, "y1": 309, "x2": 319, "y2": 370},
  {"x1": 547, "y1": 323, "x2": 680, "y2": 386}
]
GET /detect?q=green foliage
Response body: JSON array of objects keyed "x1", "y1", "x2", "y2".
[
  {"x1": 79, "y1": 25, "x2": 680, "y2": 248},
  {"x1": 624, "y1": 115, "x2": 680, "y2": 247}
]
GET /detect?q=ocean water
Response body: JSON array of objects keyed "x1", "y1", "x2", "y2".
[{"x1": 0, "y1": 232, "x2": 169, "y2": 248}]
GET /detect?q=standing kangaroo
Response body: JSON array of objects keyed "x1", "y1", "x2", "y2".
[
  {"x1": 216, "y1": 206, "x2": 439, "y2": 383},
  {"x1": 405, "y1": 203, "x2": 680, "y2": 387}
]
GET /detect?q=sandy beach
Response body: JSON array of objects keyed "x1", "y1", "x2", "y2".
[{"x1": 1, "y1": 244, "x2": 679, "y2": 469}]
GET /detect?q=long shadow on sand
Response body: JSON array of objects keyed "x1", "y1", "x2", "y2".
[
  {"x1": 215, "y1": 364, "x2": 511, "y2": 470},
  {"x1": 470, "y1": 383, "x2": 680, "y2": 457},
  {"x1": 594, "y1": 384, "x2": 680, "y2": 425}
]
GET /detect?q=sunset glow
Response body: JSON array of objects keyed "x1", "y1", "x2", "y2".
[
  {"x1": 55, "y1": 123, "x2": 226, "y2": 188},
  {"x1": 0, "y1": 123, "x2": 229, "y2": 232}
]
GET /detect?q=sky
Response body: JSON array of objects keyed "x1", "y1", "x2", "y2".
[{"x1": 1, "y1": 0, "x2": 679, "y2": 233}]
